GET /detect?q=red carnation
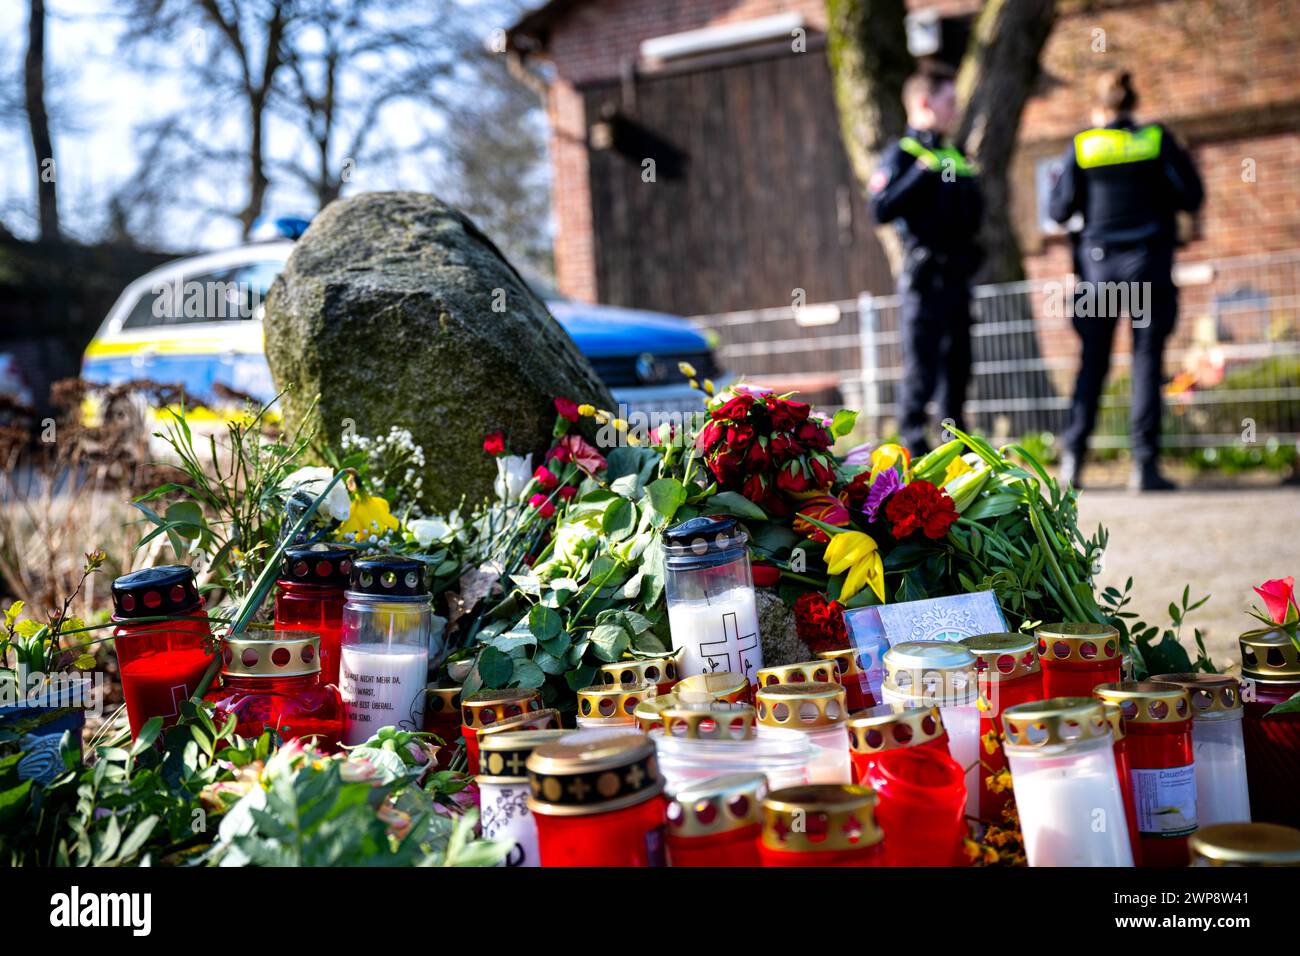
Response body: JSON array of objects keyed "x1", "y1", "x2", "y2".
[
  {"x1": 483, "y1": 432, "x2": 506, "y2": 456},
  {"x1": 884, "y1": 480, "x2": 958, "y2": 540},
  {"x1": 554, "y1": 397, "x2": 580, "y2": 422},
  {"x1": 528, "y1": 493, "x2": 556, "y2": 519},
  {"x1": 558, "y1": 484, "x2": 578, "y2": 501},
  {"x1": 793, "y1": 592, "x2": 849, "y2": 653},
  {"x1": 533, "y1": 465, "x2": 559, "y2": 491}
]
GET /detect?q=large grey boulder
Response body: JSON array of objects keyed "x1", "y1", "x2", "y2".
[{"x1": 263, "y1": 192, "x2": 614, "y2": 513}]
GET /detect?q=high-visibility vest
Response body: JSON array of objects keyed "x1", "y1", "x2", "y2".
[
  {"x1": 899, "y1": 136, "x2": 977, "y2": 177},
  {"x1": 1073, "y1": 124, "x2": 1163, "y2": 169}
]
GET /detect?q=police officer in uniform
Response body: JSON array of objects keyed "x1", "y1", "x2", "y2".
[
  {"x1": 870, "y1": 67, "x2": 983, "y2": 456},
  {"x1": 1050, "y1": 70, "x2": 1203, "y2": 491}
]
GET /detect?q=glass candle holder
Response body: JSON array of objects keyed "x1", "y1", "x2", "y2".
[
  {"x1": 757, "y1": 659, "x2": 843, "y2": 697},
  {"x1": 1239, "y1": 627, "x2": 1300, "y2": 828},
  {"x1": 866, "y1": 747, "x2": 968, "y2": 866},
  {"x1": 1152, "y1": 673, "x2": 1251, "y2": 826},
  {"x1": 1188, "y1": 822, "x2": 1300, "y2": 866},
  {"x1": 274, "y1": 543, "x2": 354, "y2": 687},
  {"x1": 111, "y1": 566, "x2": 214, "y2": 739},
  {"x1": 759, "y1": 784, "x2": 884, "y2": 866},
  {"x1": 575, "y1": 681, "x2": 657, "y2": 730},
  {"x1": 424, "y1": 684, "x2": 463, "y2": 769},
  {"x1": 663, "y1": 515, "x2": 762, "y2": 687},
  {"x1": 755, "y1": 682, "x2": 851, "y2": 784},
  {"x1": 960, "y1": 632, "x2": 1042, "y2": 823},
  {"x1": 675, "y1": 671, "x2": 752, "y2": 705},
  {"x1": 461, "y1": 689, "x2": 545, "y2": 775},
  {"x1": 204, "y1": 631, "x2": 342, "y2": 750},
  {"x1": 847, "y1": 704, "x2": 949, "y2": 786},
  {"x1": 1003, "y1": 697, "x2": 1135, "y2": 867},
  {"x1": 479, "y1": 728, "x2": 570, "y2": 867},
  {"x1": 1095, "y1": 681, "x2": 1196, "y2": 867},
  {"x1": 651, "y1": 724, "x2": 813, "y2": 792},
  {"x1": 881, "y1": 640, "x2": 981, "y2": 818},
  {"x1": 818, "y1": 647, "x2": 876, "y2": 711},
  {"x1": 599, "y1": 656, "x2": 680, "y2": 696},
  {"x1": 660, "y1": 701, "x2": 756, "y2": 742},
  {"x1": 1037, "y1": 623, "x2": 1122, "y2": 699},
  {"x1": 339, "y1": 556, "x2": 435, "y2": 746},
  {"x1": 528, "y1": 733, "x2": 668, "y2": 866},
  {"x1": 667, "y1": 772, "x2": 767, "y2": 867},
  {"x1": 1100, "y1": 701, "x2": 1143, "y2": 866}
]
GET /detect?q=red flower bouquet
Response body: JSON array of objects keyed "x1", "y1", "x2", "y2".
[{"x1": 884, "y1": 480, "x2": 958, "y2": 540}]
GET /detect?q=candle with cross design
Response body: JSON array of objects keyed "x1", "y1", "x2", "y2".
[
  {"x1": 663, "y1": 516, "x2": 764, "y2": 688},
  {"x1": 479, "y1": 728, "x2": 570, "y2": 868}
]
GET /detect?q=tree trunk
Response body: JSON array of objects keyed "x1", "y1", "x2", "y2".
[
  {"x1": 826, "y1": 0, "x2": 913, "y2": 273},
  {"x1": 25, "y1": 0, "x2": 59, "y2": 242},
  {"x1": 956, "y1": 0, "x2": 1057, "y2": 284}
]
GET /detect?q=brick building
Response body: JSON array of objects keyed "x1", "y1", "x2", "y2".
[{"x1": 507, "y1": 0, "x2": 1300, "y2": 313}]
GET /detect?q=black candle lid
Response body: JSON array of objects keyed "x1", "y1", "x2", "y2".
[
  {"x1": 112, "y1": 565, "x2": 202, "y2": 618},
  {"x1": 347, "y1": 554, "x2": 428, "y2": 598},
  {"x1": 662, "y1": 514, "x2": 748, "y2": 570},
  {"x1": 279, "y1": 543, "x2": 356, "y2": 589}
]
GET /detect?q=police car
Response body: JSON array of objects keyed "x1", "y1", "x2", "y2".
[{"x1": 82, "y1": 218, "x2": 724, "y2": 423}]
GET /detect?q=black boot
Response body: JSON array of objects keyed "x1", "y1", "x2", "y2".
[
  {"x1": 1059, "y1": 452, "x2": 1083, "y2": 490},
  {"x1": 1129, "y1": 459, "x2": 1175, "y2": 492}
]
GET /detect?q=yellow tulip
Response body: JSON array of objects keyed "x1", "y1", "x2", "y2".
[
  {"x1": 869, "y1": 443, "x2": 911, "y2": 483},
  {"x1": 824, "y1": 530, "x2": 885, "y2": 604}
]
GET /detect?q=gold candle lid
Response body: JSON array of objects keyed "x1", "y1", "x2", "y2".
[
  {"x1": 1002, "y1": 697, "x2": 1111, "y2": 751},
  {"x1": 634, "y1": 693, "x2": 678, "y2": 732},
  {"x1": 667, "y1": 772, "x2": 767, "y2": 840},
  {"x1": 527, "y1": 733, "x2": 663, "y2": 816},
  {"x1": 1094, "y1": 681, "x2": 1191, "y2": 724},
  {"x1": 478, "y1": 728, "x2": 571, "y2": 783},
  {"x1": 660, "y1": 702, "x2": 756, "y2": 740},
  {"x1": 818, "y1": 647, "x2": 867, "y2": 678},
  {"x1": 461, "y1": 688, "x2": 543, "y2": 730},
  {"x1": 1239, "y1": 627, "x2": 1300, "y2": 681},
  {"x1": 757, "y1": 660, "x2": 842, "y2": 689},
  {"x1": 847, "y1": 704, "x2": 945, "y2": 754},
  {"x1": 1149, "y1": 673, "x2": 1243, "y2": 719},
  {"x1": 882, "y1": 641, "x2": 978, "y2": 706},
  {"x1": 675, "y1": 671, "x2": 751, "y2": 705},
  {"x1": 761, "y1": 785, "x2": 883, "y2": 854},
  {"x1": 425, "y1": 684, "x2": 463, "y2": 716},
  {"x1": 1189, "y1": 822, "x2": 1300, "y2": 866},
  {"x1": 959, "y1": 632, "x2": 1040, "y2": 682},
  {"x1": 600, "y1": 655, "x2": 680, "y2": 687},
  {"x1": 220, "y1": 631, "x2": 320, "y2": 678},
  {"x1": 576, "y1": 681, "x2": 657, "y2": 722},
  {"x1": 1100, "y1": 700, "x2": 1125, "y2": 741},
  {"x1": 755, "y1": 682, "x2": 847, "y2": 730},
  {"x1": 476, "y1": 708, "x2": 561, "y2": 745},
  {"x1": 1036, "y1": 622, "x2": 1121, "y2": 665}
]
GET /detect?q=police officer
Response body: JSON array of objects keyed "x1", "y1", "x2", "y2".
[
  {"x1": 870, "y1": 67, "x2": 983, "y2": 456},
  {"x1": 1050, "y1": 70, "x2": 1203, "y2": 491}
]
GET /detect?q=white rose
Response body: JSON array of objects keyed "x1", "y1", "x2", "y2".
[{"x1": 493, "y1": 454, "x2": 534, "y2": 503}]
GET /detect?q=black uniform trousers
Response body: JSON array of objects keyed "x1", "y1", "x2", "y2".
[
  {"x1": 1062, "y1": 241, "x2": 1178, "y2": 465},
  {"x1": 898, "y1": 258, "x2": 972, "y2": 456}
]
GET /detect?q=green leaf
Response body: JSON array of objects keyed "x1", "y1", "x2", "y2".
[
  {"x1": 602, "y1": 499, "x2": 638, "y2": 542},
  {"x1": 1266, "y1": 690, "x2": 1300, "y2": 716},
  {"x1": 539, "y1": 628, "x2": 572, "y2": 658},
  {"x1": 590, "y1": 623, "x2": 631, "y2": 662},
  {"x1": 831, "y1": 408, "x2": 859, "y2": 438},
  {"x1": 703, "y1": 491, "x2": 767, "y2": 521},
  {"x1": 165, "y1": 500, "x2": 205, "y2": 540},
  {"x1": 477, "y1": 646, "x2": 514, "y2": 687},
  {"x1": 527, "y1": 605, "x2": 563, "y2": 643},
  {"x1": 511, "y1": 660, "x2": 546, "y2": 689},
  {"x1": 565, "y1": 665, "x2": 597, "y2": 691},
  {"x1": 645, "y1": 478, "x2": 687, "y2": 527}
]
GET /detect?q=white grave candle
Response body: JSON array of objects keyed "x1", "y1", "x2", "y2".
[
  {"x1": 340, "y1": 641, "x2": 428, "y2": 745},
  {"x1": 667, "y1": 586, "x2": 763, "y2": 686}
]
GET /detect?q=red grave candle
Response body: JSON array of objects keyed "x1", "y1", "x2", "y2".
[
  {"x1": 1239, "y1": 627, "x2": 1300, "y2": 828},
  {"x1": 461, "y1": 688, "x2": 543, "y2": 776},
  {"x1": 1100, "y1": 700, "x2": 1144, "y2": 866},
  {"x1": 866, "y1": 748, "x2": 968, "y2": 866},
  {"x1": 818, "y1": 647, "x2": 877, "y2": 711},
  {"x1": 424, "y1": 684, "x2": 463, "y2": 770},
  {"x1": 960, "y1": 632, "x2": 1042, "y2": 824},
  {"x1": 528, "y1": 733, "x2": 668, "y2": 866},
  {"x1": 1038, "y1": 623, "x2": 1123, "y2": 699},
  {"x1": 599, "y1": 656, "x2": 680, "y2": 697},
  {"x1": 759, "y1": 784, "x2": 885, "y2": 867},
  {"x1": 1095, "y1": 681, "x2": 1196, "y2": 868},
  {"x1": 111, "y1": 566, "x2": 215, "y2": 739},
  {"x1": 847, "y1": 704, "x2": 950, "y2": 786},
  {"x1": 274, "y1": 544, "x2": 354, "y2": 687},
  {"x1": 204, "y1": 631, "x2": 343, "y2": 750},
  {"x1": 667, "y1": 772, "x2": 766, "y2": 867}
]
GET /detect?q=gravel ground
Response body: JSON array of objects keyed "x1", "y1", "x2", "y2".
[{"x1": 1075, "y1": 484, "x2": 1300, "y2": 669}]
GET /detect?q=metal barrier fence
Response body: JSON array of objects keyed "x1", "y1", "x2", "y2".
[{"x1": 690, "y1": 250, "x2": 1300, "y2": 452}]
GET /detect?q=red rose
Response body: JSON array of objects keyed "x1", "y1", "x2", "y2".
[
  {"x1": 533, "y1": 465, "x2": 558, "y2": 491},
  {"x1": 528, "y1": 493, "x2": 556, "y2": 519},
  {"x1": 776, "y1": 460, "x2": 813, "y2": 496},
  {"x1": 797, "y1": 419, "x2": 833, "y2": 451},
  {"x1": 741, "y1": 473, "x2": 769, "y2": 505},
  {"x1": 769, "y1": 399, "x2": 811, "y2": 432},
  {"x1": 808, "y1": 454, "x2": 837, "y2": 489},
  {"x1": 752, "y1": 562, "x2": 781, "y2": 588},
  {"x1": 483, "y1": 432, "x2": 506, "y2": 456},
  {"x1": 769, "y1": 433, "x2": 802, "y2": 462},
  {"x1": 558, "y1": 484, "x2": 577, "y2": 501},
  {"x1": 709, "y1": 448, "x2": 745, "y2": 486},
  {"x1": 746, "y1": 438, "x2": 771, "y2": 472},
  {"x1": 554, "y1": 397, "x2": 580, "y2": 422},
  {"x1": 554, "y1": 434, "x2": 607, "y2": 473},
  {"x1": 713, "y1": 394, "x2": 756, "y2": 421},
  {"x1": 696, "y1": 419, "x2": 724, "y2": 453},
  {"x1": 724, "y1": 421, "x2": 755, "y2": 449},
  {"x1": 840, "y1": 471, "x2": 871, "y2": 512},
  {"x1": 884, "y1": 480, "x2": 957, "y2": 540},
  {"x1": 1254, "y1": 576, "x2": 1298, "y2": 625}
]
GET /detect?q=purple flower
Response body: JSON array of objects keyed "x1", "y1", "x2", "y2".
[
  {"x1": 843, "y1": 442, "x2": 874, "y2": 467},
  {"x1": 864, "y1": 467, "x2": 903, "y2": 522}
]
